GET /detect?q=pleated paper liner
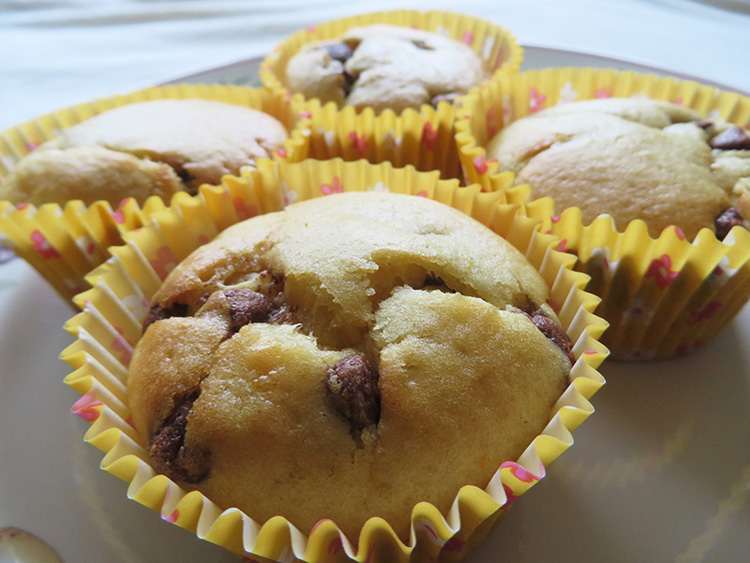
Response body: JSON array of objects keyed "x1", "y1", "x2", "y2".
[
  {"x1": 61, "y1": 159, "x2": 607, "y2": 562},
  {"x1": 454, "y1": 67, "x2": 750, "y2": 359},
  {"x1": 0, "y1": 84, "x2": 311, "y2": 303},
  {"x1": 259, "y1": 10, "x2": 523, "y2": 179},
  {"x1": 519, "y1": 196, "x2": 750, "y2": 360}
]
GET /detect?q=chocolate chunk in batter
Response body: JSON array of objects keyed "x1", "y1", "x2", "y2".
[
  {"x1": 531, "y1": 314, "x2": 575, "y2": 364},
  {"x1": 695, "y1": 121, "x2": 713, "y2": 130},
  {"x1": 224, "y1": 288, "x2": 274, "y2": 332},
  {"x1": 326, "y1": 354, "x2": 380, "y2": 439},
  {"x1": 709, "y1": 126, "x2": 750, "y2": 151},
  {"x1": 518, "y1": 296, "x2": 575, "y2": 364},
  {"x1": 143, "y1": 302, "x2": 189, "y2": 332},
  {"x1": 148, "y1": 391, "x2": 210, "y2": 484},
  {"x1": 322, "y1": 42, "x2": 353, "y2": 63},
  {"x1": 412, "y1": 39, "x2": 433, "y2": 50},
  {"x1": 343, "y1": 69, "x2": 359, "y2": 96},
  {"x1": 714, "y1": 207, "x2": 748, "y2": 239}
]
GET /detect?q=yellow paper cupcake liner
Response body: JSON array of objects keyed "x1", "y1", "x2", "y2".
[
  {"x1": 260, "y1": 10, "x2": 523, "y2": 179},
  {"x1": 0, "y1": 84, "x2": 312, "y2": 303},
  {"x1": 455, "y1": 67, "x2": 750, "y2": 359},
  {"x1": 61, "y1": 159, "x2": 607, "y2": 562}
]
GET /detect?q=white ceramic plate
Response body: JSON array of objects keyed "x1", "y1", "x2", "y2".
[{"x1": 0, "y1": 47, "x2": 748, "y2": 563}]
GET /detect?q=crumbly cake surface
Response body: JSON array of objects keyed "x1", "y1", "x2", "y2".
[
  {"x1": 127, "y1": 192, "x2": 572, "y2": 539},
  {"x1": 0, "y1": 99, "x2": 288, "y2": 206},
  {"x1": 285, "y1": 24, "x2": 489, "y2": 113}
]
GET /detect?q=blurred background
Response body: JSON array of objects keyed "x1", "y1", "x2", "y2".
[{"x1": 2, "y1": 0, "x2": 749, "y2": 130}]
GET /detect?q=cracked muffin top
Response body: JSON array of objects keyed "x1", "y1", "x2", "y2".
[
  {"x1": 486, "y1": 97, "x2": 750, "y2": 239},
  {"x1": 285, "y1": 24, "x2": 489, "y2": 113},
  {"x1": 127, "y1": 191, "x2": 573, "y2": 540},
  {"x1": 0, "y1": 99, "x2": 288, "y2": 206}
]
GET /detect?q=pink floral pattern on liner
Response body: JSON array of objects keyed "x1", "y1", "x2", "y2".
[
  {"x1": 30, "y1": 230, "x2": 61, "y2": 260},
  {"x1": 675, "y1": 339, "x2": 704, "y2": 356},
  {"x1": 149, "y1": 246, "x2": 180, "y2": 280},
  {"x1": 348, "y1": 131, "x2": 367, "y2": 156},
  {"x1": 163, "y1": 509, "x2": 180, "y2": 523},
  {"x1": 415, "y1": 190, "x2": 429, "y2": 198},
  {"x1": 421, "y1": 122, "x2": 437, "y2": 151},
  {"x1": 321, "y1": 177, "x2": 344, "y2": 195},
  {"x1": 594, "y1": 87, "x2": 612, "y2": 99},
  {"x1": 687, "y1": 301, "x2": 722, "y2": 325},
  {"x1": 233, "y1": 197, "x2": 258, "y2": 220},
  {"x1": 461, "y1": 30, "x2": 473, "y2": 45},
  {"x1": 529, "y1": 87, "x2": 547, "y2": 113},
  {"x1": 473, "y1": 155, "x2": 497, "y2": 175},
  {"x1": 111, "y1": 328, "x2": 133, "y2": 366},
  {"x1": 298, "y1": 110, "x2": 312, "y2": 119},
  {"x1": 328, "y1": 537, "x2": 344, "y2": 554},
  {"x1": 501, "y1": 461, "x2": 541, "y2": 483},
  {"x1": 24, "y1": 141, "x2": 41, "y2": 152},
  {"x1": 645, "y1": 254, "x2": 679, "y2": 289},
  {"x1": 72, "y1": 391, "x2": 103, "y2": 423},
  {"x1": 442, "y1": 536, "x2": 465, "y2": 553},
  {"x1": 16, "y1": 203, "x2": 30, "y2": 211},
  {"x1": 275, "y1": 148, "x2": 288, "y2": 159},
  {"x1": 111, "y1": 199, "x2": 133, "y2": 224}
]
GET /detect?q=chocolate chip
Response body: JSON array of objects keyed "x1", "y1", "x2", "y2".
[
  {"x1": 325, "y1": 354, "x2": 380, "y2": 439},
  {"x1": 517, "y1": 296, "x2": 574, "y2": 364},
  {"x1": 430, "y1": 92, "x2": 459, "y2": 107},
  {"x1": 412, "y1": 39, "x2": 433, "y2": 50},
  {"x1": 143, "y1": 302, "x2": 189, "y2": 332},
  {"x1": 532, "y1": 314, "x2": 575, "y2": 364},
  {"x1": 709, "y1": 126, "x2": 750, "y2": 151},
  {"x1": 714, "y1": 207, "x2": 748, "y2": 239},
  {"x1": 322, "y1": 42, "x2": 352, "y2": 63},
  {"x1": 224, "y1": 288, "x2": 274, "y2": 331},
  {"x1": 149, "y1": 391, "x2": 210, "y2": 484},
  {"x1": 342, "y1": 69, "x2": 359, "y2": 97},
  {"x1": 695, "y1": 121, "x2": 713, "y2": 130}
]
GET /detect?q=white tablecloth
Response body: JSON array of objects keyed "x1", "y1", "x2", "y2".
[{"x1": 2, "y1": 0, "x2": 749, "y2": 131}]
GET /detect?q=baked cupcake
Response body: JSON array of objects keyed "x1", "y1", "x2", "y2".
[
  {"x1": 285, "y1": 24, "x2": 489, "y2": 113},
  {"x1": 484, "y1": 97, "x2": 750, "y2": 240},
  {"x1": 455, "y1": 67, "x2": 750, "y2": 359},
  {"x1": 0, "y1": 99, "x2": 288, "y2": 206},
  {"x1": 260, "y1": 10, "x2": 522, "y2": 180},
  {"x1": 63, "y1": 160, "x2": 607, "y2": 560},
  {"x1": 127, "y1": 191, "x2": 574, "y2": 540}
]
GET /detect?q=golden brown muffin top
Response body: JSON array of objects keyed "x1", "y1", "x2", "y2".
[
  {"x1": 0, "y1": 99, "x2": 288, "y2": 206},
  {"x1": 128, "y1": 192, "x2": 572, "y2": 539},
  {"x1": 487, "y1": 97, "x2": 750, "y2": 239}
]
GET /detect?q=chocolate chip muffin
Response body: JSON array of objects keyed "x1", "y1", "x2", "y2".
[
  {"x1": 0, "y1": 99, "x2": 288, "y2": 206},
  {"x1": 486, "y1": 97, "x2": 750, "y2": 239},
  {"x1": 127, "y1": 192, "x2": 574, "y2": 540},
  {"x1": 285, "y1": 24, "x2": 489, "y2": 113}
]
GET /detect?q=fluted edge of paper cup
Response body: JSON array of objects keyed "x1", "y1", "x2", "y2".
[
  {"x1": 455, "y1": 67, "x2": 750, "y2": 359},
  {"x1": 61, "y1": 159, "x2": 607, "y2": 562}
]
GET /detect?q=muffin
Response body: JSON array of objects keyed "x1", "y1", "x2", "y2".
[
  {"x1": 127, "y1": 191, "x2": 574, "y2": 540},
  {"x1": 0, "y1": 99, "x2": 288, "y2": 206},
  {"x1": 285, "y1": 24, "x2": 490, "y2": 113},
  {"x1": 485, "y1": 97, "x2": 750, "y2": 240}
]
